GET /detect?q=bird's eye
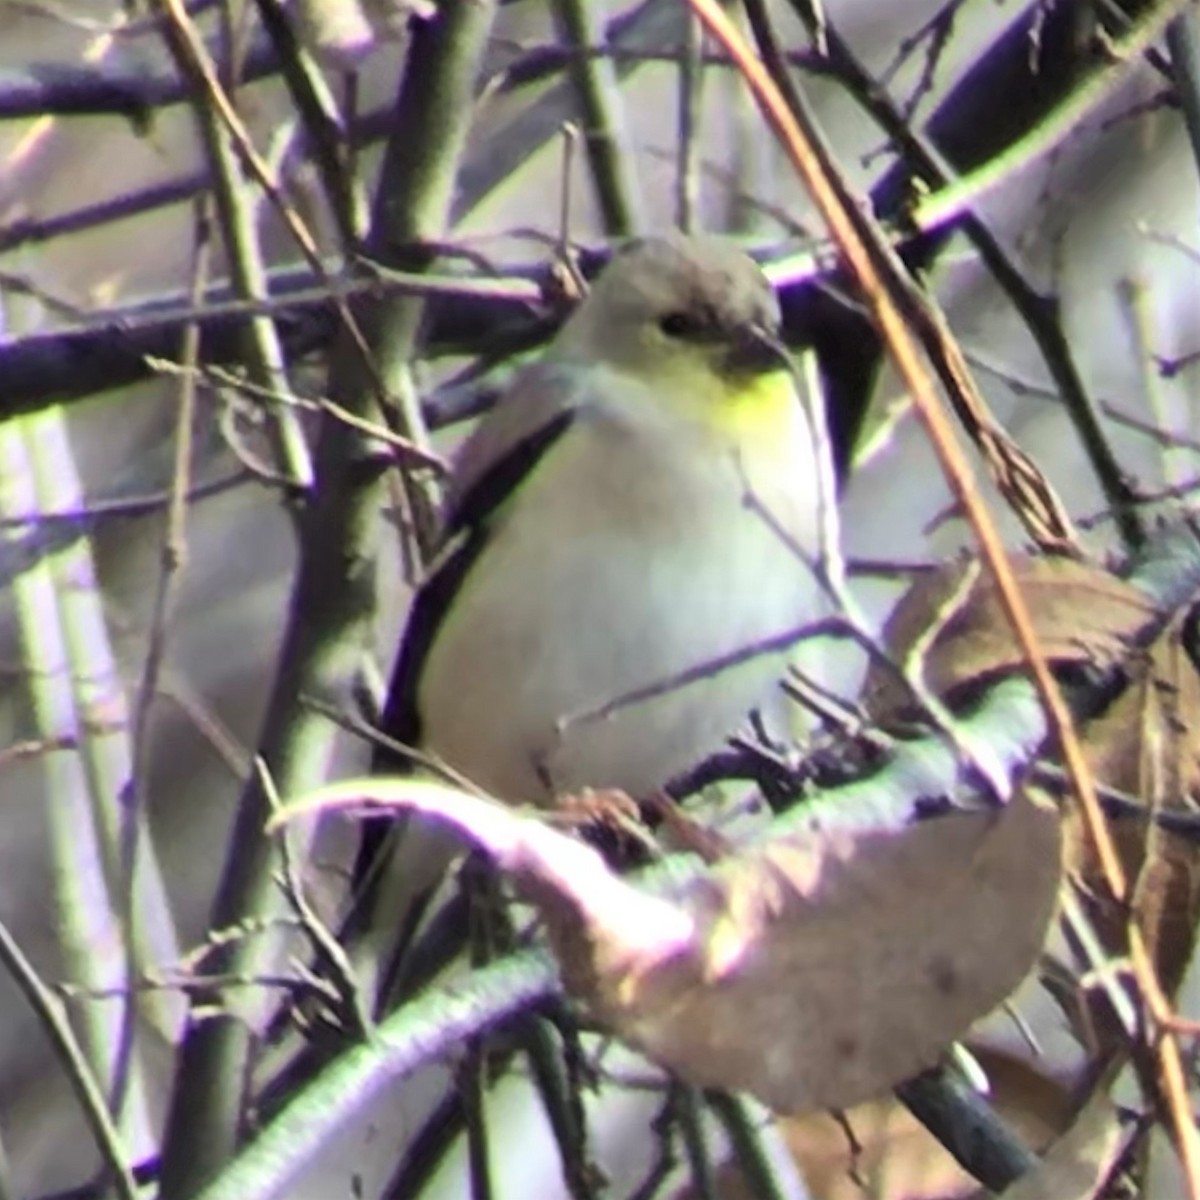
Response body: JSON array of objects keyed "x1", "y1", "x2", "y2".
[{"x1": 658, "y1": 311, "x2": 706, "y2": 339}]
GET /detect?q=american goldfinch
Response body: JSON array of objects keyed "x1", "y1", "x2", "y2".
[{"x1": 351, "y1": 233, "x2": 837, "y2": 987}]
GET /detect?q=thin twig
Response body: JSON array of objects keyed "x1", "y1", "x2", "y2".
[
  {"x1": 156, "y1": 5, "x2": 500, "y2": 1193},
  {"x1": 675, "y1": 1085, "x2": 719, "y2": 1200},
  {"x1": 551, "y1": 0, "x2": 644, "y2": 235},
  {"x1": 705, "y1": 1091, "x2": 808, "y2": 1200},
  {"x1": 159, "y1": 5, "x2": 313, "y2": 490},
  {"x1": 518, "y1": 1015, "x2": 600, "y2": 1200},
  {"x1": 0, "y1": 915, "x2": 139, "y2": 1200},
  {"x1": 158, "y1": 0, "x2": 381, "y2": 400},
  {"x1": 692, "y1": 0, "x2": 1129, "y2": 898},
  {"x1": 674, "y1": 11, "x2": 704, "y2": 231},
  {"x1": 785, "y1": 0, "x2": 1142, "y2": 548},
  {"x1": 250, "y1": 0, "x2": 364, "y2": 245},
  {"x1": 129, "y1": 198, "x2": 209, "y2": 879}
]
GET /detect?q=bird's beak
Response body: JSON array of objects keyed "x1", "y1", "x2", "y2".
[{"x1": 723, "y1": 324, "x2": 792, "y2": 375}]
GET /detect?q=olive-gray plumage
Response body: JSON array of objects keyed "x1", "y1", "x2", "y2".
[{"x1": 397, "y1": 233, "x2": 834, "y2": 802}]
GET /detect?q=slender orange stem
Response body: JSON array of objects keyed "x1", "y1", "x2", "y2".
[
  {"x1": 685, "y1": 0, "x2": 1126, "y2": 897},
  {"x1": 687, "y1": 5, "x2": 1200, "y2": 1192}
]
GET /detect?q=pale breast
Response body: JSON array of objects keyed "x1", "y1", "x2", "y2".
[{"x1": 417, "y1": 391, "x2": 828, "y2": 804}]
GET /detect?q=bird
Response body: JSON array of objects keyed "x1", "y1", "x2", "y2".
[{"x1": 349, "y1": 231, "x2": 838, "y2": 1004}]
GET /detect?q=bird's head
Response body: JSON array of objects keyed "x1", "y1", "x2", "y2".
[{"x1": 550, "y1": 233, "x2": 795, "y2": 429}]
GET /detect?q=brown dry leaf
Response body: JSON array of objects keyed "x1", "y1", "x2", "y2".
[
  {"x1": 562, "y1": 787, "x2": 1061, "y2": 1114},
  {"x1": 1069, "y1": 596, "x2": 1200, "y2": 1002},
  {"x1": 277, "y1": 777, "x2": 1061, "y2": 1114},
  {"x1": 865, "y1": 550, "x2": 1200, "y2": 1030},
  {"x1": 865, "y1": 555, "x2": 1155, "y2": 721}
]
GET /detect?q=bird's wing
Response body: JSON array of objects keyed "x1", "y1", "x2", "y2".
[
  {"x1": 441, "y1": 360, "x2": 583, "y2": 536},
  {"x1": 377, "y1": 361, "x2": 582, "y2": 758},
  {"x1": 345, "y1": 366, "x2": 583, "y2": 991}
]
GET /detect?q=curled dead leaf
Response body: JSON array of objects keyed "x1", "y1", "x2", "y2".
[
  {"x1": 560, "y1": 787, "x2": 1061, "y2": 1114},
  {"x1": 276, "y1": 777, "x2": 1061, "y2": 1114}
]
